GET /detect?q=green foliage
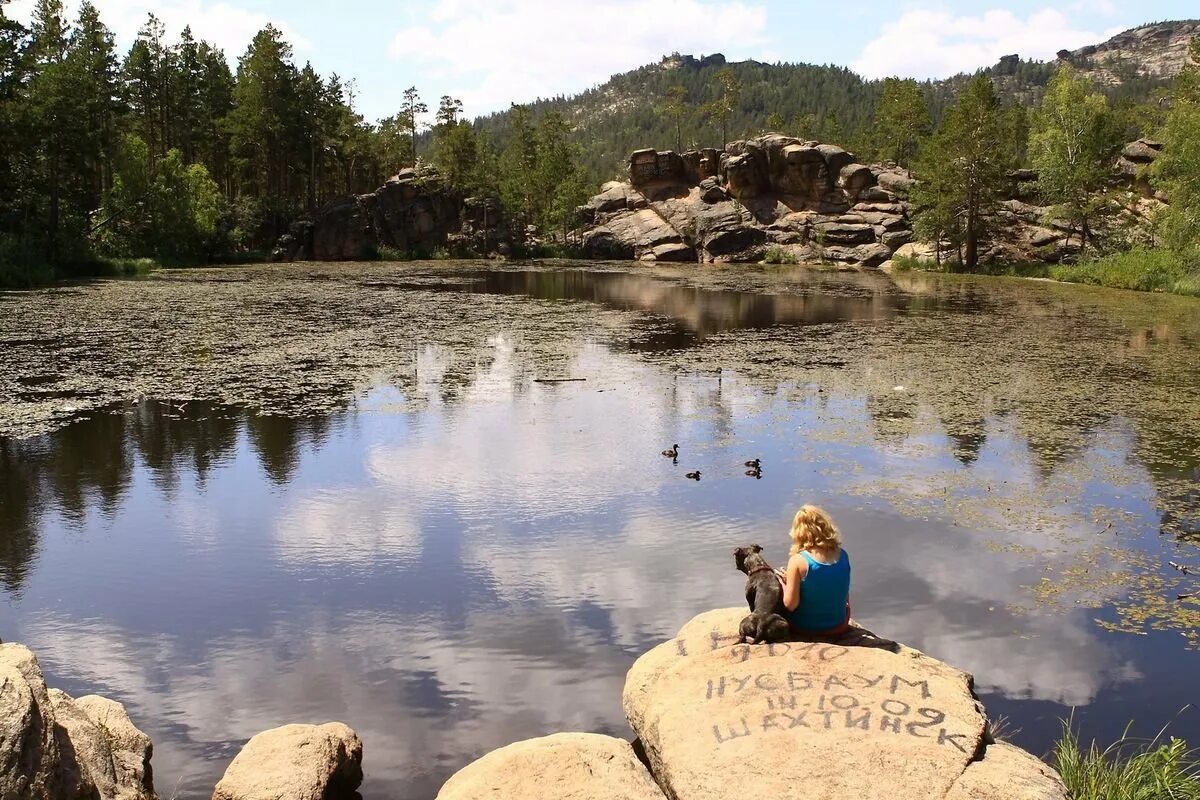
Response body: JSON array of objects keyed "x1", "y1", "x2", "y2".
[
  {"x1": 1051, "y1": 247, "x2": 1198, "y2": 295},
  {"x1": 703, "y1": 67, "x2": 742, "y2": 147},
  {"x1": 1052, "y1": 722, "x2": 1200, "y2": 800},
  {"x1": 1030, "y1": 65, "x2": 1123, "y2": 249},
  {"x1": 912, "y1": 75, "x2": 1015, "y2": 269},
  {"x1": 661, "y1": 84, "x2": 688, "y2": 151},
  {"x1": 1151, "y1": 38, "x2": 1200, "y2": 265},
  {"x1": 762, "y1": 245, "x2": 798, "y2": 264},
  {"x1": 873, "y1": 78, "x2": 931, "y2": 164},
  {"x1": 92, "y1": 134, "x2": 222, "y2": 260}
]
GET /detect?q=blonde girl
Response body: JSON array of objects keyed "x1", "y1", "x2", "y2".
[{"x1": 779, "y1": 504, "x2": 851, "y2": 635}]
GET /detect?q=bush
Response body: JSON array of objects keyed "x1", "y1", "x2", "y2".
[
  {"x1": 763, "y1": 245, "x2": 799, "y2": 265},
  {"x1": 1052, "y1": 722, "x2": 1200, "y2": 800}
]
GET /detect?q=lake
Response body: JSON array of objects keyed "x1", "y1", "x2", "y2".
[{"x1": 1, "y1": 261, "x2": 1197, "y2": 798}]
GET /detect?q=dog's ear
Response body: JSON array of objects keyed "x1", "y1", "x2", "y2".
[{"x1": 751, "y1": 544, "x2": 763, "y2": 553}]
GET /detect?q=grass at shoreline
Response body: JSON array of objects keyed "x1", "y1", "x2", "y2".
[
  {"x1": 892, "y1": 248, "x2": 1200, "y2": 298},
  {"x1": 0, "y1": 253, "x2": 275, "y2": 289},
  {"x1": 1050, "y1": 248, "x2": 1200, "y2": 297},
  {"x1": 1053, "y1": 722, "x2": 1200, "y2": 800}
]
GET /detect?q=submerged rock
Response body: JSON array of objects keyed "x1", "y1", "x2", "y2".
[
  {"x1": 0, "y1": 642, "x2": 157, "y2": 800},
  {"x1": 212, "y1": 722, "x2": 363, "y2": 800},
  {"x1": 435, "y1": 733, "x2": 665, "y2": 800}
]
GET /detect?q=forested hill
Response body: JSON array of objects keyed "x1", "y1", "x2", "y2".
[{"x1": 474, "y1": 19, "x2": 1200, "y2": 179}]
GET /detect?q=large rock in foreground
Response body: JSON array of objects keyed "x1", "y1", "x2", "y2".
[
  {"x1": 436, "y1": 733, "x2": 666, "y2": 800},
  {"x1": 0, "y1": 642, "x2": 156, "y2": 800},
  {"x1": 624, "y1": 608, "x2": 1066, "y2": 800},
  {"x1": 213, "y1": 722, "x2": 362, "y2": 800}
]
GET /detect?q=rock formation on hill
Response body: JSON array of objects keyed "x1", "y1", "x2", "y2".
[
  {"x1": 577, "y1": 135, "x2": 916, "y2": 267},
  {"x1": 1059, "y1": 20, "x2": 1200, "y2": 85},
  {"x1": 271, "y1": 168, "x2": 511, "y2": 262}
]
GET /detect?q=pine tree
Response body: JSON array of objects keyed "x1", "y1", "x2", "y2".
[
  {"x1": 1029, "y1": 64, "x2": 1121, "y2": 249},
  {"x1": 400, "y1": 86, "x2": 427, "y2": 166},
  {"x1": 704, "y1": 67, "x2": 741, "y2": 148},
  {"x1": 873, "y1": 77, "x2": 930, "y2": 165},
  {"x1": 67, "y1": 2, "x2": 119, "y2": 210},
  {"x1": 913, "y1": 74, "x2": 1012, "y2": 269},
  {"x1": 662, "y1": 85, "x2": 687, "y2": 151},
  {"x1": 432, "y1": 96, "x2": 476, "y2": 189}
]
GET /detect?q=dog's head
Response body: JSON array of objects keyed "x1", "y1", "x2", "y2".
[{"x1": 733, "y1": 544, "x2": 764, "y2": 574}]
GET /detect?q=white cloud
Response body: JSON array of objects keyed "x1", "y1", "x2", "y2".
[
  {"x1": 7, "y1": 0, "x2": 309, "y2": 61},
  {"x1": 852, "y1": 7, "x2": 1122, "y2": 80},
  {"x1": 387, "y1": 0, "x2": 768, "y2": 115}
]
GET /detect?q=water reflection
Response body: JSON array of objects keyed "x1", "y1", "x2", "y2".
[
  {"x1": 366, "y1": 268, "x2": 912, "y2": 347},
  {"x1": 1, "y1": 264, "x2": 1198, "y2": 799}
]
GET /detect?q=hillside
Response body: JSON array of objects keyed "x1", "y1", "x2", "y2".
[{"x1": 473, "y1": 20, "x2": 1199, "y2": 180}]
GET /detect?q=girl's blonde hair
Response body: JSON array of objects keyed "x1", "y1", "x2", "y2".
[{"x1": 789, "y1": 504, "x2": 842, "y2": 556}]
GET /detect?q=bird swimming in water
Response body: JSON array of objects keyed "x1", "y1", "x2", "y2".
[
  {"x1": 661, "y1": 443, "x2": 679, "y2": 458},
  {"x1": 745, "y1": 468, "x2": 762, "y2": 479},
  {"x1": 685, "y1": 470, "x2": 701, "y2": 480},
  {"x1": 744, "y1": 458, "x2": 761, "y2": 469}
]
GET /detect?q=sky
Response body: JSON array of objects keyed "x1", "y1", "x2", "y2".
[{"x1": 6, "y1": 0, "x2": 1198, "y2": 122}]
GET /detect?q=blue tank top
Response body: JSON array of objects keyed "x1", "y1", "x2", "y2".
[{"x1": 786, "y1": 549, "x2": 850, "y2": 632}]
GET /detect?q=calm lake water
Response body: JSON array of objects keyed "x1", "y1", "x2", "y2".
[{"x1": 1, "y1": 261, "x2": 1197, "y2": 798}]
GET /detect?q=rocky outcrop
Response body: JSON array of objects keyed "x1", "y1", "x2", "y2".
[
  {"x1": 212, "y1": 723, "x2": 362, "y2": 800},
  {"x1": 435, "y1": 733, "x2": 666, "y2": 800},
  {"x1": 436, "y1": 608, "x2": 1067, "y2": 800},
  {"x1": 1061, "y1": 21, "x2": 1200, "y2": 85},
  {"x1": 0, "y1": 642, "x2": 156, "y2": 800},
  {"x1": 272, "y1": 169, "x2": 511, "y2": 262},
  {"x1": 579, "y1": 135, "x2": 918, "y2": 267}
]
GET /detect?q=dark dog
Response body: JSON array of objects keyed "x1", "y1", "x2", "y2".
[{"x1": 733, "y1": 544, "x2": 790, "y2": 644}]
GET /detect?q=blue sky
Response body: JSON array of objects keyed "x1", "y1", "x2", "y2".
[{"x1": 8, "y1": 0, "x2": 1198, "y2": 122}]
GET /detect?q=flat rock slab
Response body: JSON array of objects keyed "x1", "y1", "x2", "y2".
[
  {"x1": 436, "y1": 733, "x2": 666, "y2": 800},
  {"x1": 626, "y1": 609, "x2": 1066, "y2": 800}
]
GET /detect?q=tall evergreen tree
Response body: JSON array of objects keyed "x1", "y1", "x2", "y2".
[
  {"x1": 913, "y1": 74, "x2": 1013, "y2": 269},
  {"x1": 226, "y1": 25, "x2": 296, "y2": 204},
  {"x1": 704, "y1": 67, "x2": 741, "y2": 147},
  {"x1": 873, "y1": 77, "x2": 930, "y2": 164},
  {"x1": 662, "y1": 85, "x2": 687, "y2": 151},
  {"x1": 400, "y1": 86, "x2": 427, "y2": 166},
  {"x1": 67, "y1": 2, "x2": 119, "y2": 210}
]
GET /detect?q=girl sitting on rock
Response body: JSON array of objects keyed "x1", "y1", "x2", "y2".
[{"x1": 778, "y1": 504, "x2": 851, "y2": 637}]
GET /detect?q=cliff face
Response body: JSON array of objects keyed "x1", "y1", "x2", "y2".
[
  {"x1": 1063, "y1": 20, "x2": 1200, "y2": 84},
  {"x1": 272, "y1": 169, "x2": 510, "y2": 262},
  {"x1": 576, "y1": 136, "x2": 917, "y2": 267},
  {"x1": 577, "y1": 134, "x2": 1167, "y2": 269}
]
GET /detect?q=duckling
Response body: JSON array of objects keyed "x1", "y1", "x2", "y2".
[
  {"x1": 743, "y1": 458, "x2": 761, "y2": 469},
  {"x1": 685, "y1": 470, "x2": 701, "y2": 480},
  {"x1": 661, "y1": 443, "x2": 679, "y2": 458}
]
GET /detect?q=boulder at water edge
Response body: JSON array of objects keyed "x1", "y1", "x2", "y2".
[
  {"x1": 624, "y1": 608, "x2": 1067, "y2": 800},
  {"x1": 0, "y1": 642, "x2": 156, "y2": 800},
  {"x1": 212, "y1": 722, "x2": 363, "y2": 800},
  {"x1": 436, "y1": 732, "x2": 666, "y2": 800}
]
